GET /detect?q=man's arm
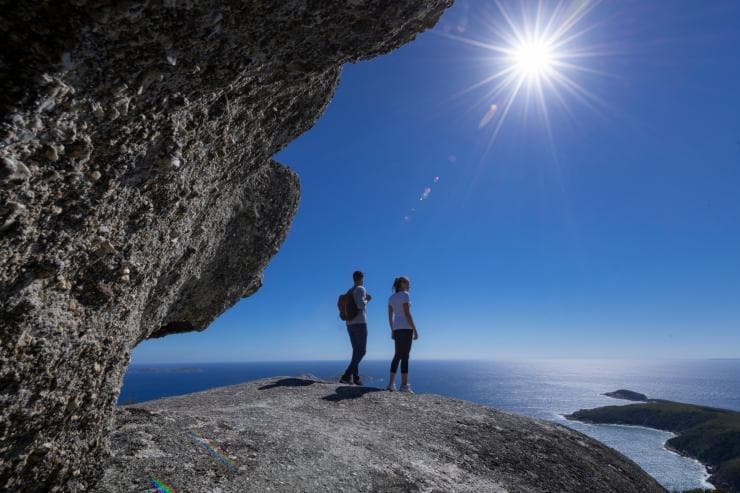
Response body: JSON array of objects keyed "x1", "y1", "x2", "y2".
[{"x1": 353, "y1": 286, "x2": 368, "y2": 309}]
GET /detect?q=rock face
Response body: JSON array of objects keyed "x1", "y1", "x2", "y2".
[
  {"x1": 97, "y1": 377, "x2": 666, "y2": 492},
  {"x1": 0, "y1": 1, "x2": 451, "y2": 490}
]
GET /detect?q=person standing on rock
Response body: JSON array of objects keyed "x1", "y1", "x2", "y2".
[
  {"x1": 340, "y1": 271, "x2": 372, "y2": 385},
  {"x1": 387, "y1": 276, "x2": 418, "y2": 393}
]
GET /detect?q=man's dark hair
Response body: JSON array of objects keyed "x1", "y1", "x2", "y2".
[{"x1": 353, "y1": 271, "x2": 364, "y2": 283}]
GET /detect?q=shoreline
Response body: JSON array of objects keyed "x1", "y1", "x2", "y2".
[
  {"x1": 662, "y1": 442, "x2": 713, "y2": 490},
  {"x1": 564, "y1": 397, "x2": 740, "y2": 492},
  {"x1": 558, "y1": 414, "x2": 714, "y2": 490}
]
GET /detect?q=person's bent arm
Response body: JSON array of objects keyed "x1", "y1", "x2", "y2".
[
  {"x1": 354, "y1": 286, "x2": 368, "y2": 309},
  {"x1": 403, "y1": 303, "x2": 418, "y2": 338}
]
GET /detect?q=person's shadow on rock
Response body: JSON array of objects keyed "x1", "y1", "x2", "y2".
[
  {"x1": 258, "y1": 378, "x2": 316, "y2": 390},
  {"x1": 322, "y1": 386, "x2": 382, "y2": 402}
]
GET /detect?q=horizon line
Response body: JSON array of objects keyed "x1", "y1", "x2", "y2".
[{"x1": 128, "y1": 356, "x2": 740, "y2": 366}]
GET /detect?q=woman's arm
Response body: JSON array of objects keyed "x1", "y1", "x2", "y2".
[
  {"x1": 388, "y1": 304, "x2": 394, "y2": 337},
  {"x1": 402, "y1": 303, "x2": 418, "y2": 338}
]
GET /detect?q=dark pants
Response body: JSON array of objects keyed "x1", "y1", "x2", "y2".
[
  {"x1": 344, "y1": 323, "x2": 367, "y2": 378},
  {"x1": 391, "y1": 329, "x2": 413, "y2": 374}
]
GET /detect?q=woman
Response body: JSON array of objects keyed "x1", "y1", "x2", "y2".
[{"x1": 387, "y1": 276, "x2": 419, "y2": 393}]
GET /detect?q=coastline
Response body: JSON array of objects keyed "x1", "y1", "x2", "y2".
[
  {"x1": 558, "y1": 415, "x2": 713, "y2": 490},
  {"x1": 661, "y1": 442, "x2": 713, "y2": 490},
  {"x1": 564, "y1": 397, "x2": 740, "y2": 492}
]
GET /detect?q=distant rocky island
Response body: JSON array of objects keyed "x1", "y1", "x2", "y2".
[
  {"x1": 603, "y1": 389, "x2": 648, "y2": 401},
  {"x1": 96, "y1": 377, "x2": 665, "y2": 492},
  {"x1": 565, "y1": 390, "x2": 740, "y2": 493}
]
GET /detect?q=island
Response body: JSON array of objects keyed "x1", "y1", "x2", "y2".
[
  {"x1": 565, "y1": 390, "x2": 740, "y2": 493},
  {"x1": 603, "y1": 389, "x2": 648, "y2": 402}
]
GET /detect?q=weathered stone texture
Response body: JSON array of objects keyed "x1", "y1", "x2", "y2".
[
  {"x1": 0, "y1": 1, "x2": 451, "y2": 490},
  {"x1": 98, "y1": 377, "x2": 667, "y2": 492}
]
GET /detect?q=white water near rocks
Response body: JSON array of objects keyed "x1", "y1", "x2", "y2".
[{"x1": 121, "y1": 358, "x2": 740, "y2": 491}]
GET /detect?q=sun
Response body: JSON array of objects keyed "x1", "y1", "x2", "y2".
[
  {"x1": 436, "y1": 0, "x2": 604, "y2": 152},
  {"x1": 512, "y1": 38, "x2": 556, "y2": 79}
]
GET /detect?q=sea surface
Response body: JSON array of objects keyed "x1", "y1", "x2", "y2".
[{"x1": 119, "y1": 359, "x2": 740, "y2": 492}]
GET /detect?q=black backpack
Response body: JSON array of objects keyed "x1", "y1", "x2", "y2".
[{"x1": 337, "y1": 287, "x2": 359, "y2": 321}]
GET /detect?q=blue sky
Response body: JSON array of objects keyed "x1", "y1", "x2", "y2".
[{"x1": 133, "y1": 0, "x2": 740, "y2": 364}]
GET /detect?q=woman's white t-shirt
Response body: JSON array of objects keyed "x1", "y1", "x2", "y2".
[{"x1": 388, "y1": 291, "x2": 411, "y2": 330}]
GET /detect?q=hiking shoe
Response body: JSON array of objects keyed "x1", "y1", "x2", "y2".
[
  {"x1": 386, "y1": 383, "x2": 397, "y2": 392},
  {"x1": 400, "y1": 384, "x2": 414, "y2": 393},
  {"x1": 353, "y1": 376, "x2": 363, "y2": 386},
  {"x1": 339, "y1": 375, "x2": 352, "y2": 385}
]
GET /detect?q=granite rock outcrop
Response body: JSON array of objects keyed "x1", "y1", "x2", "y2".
[
  {"x1": 98, "y1": 377, "x2": 667, "y2": 492},
  {"x1": 0, "y1": 1, "x2": 451, "y2": 490}
]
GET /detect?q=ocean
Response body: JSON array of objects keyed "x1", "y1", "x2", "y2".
[{"x1": 119, "y1": 359, "x2": 740, "y2": 492}]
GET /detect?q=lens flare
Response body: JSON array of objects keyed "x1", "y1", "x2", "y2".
[
  {"x1": 479, "y1": 104, "x2": 498, "y2": 128},
  {"x1": 150, "y1": 478, "x2": 175, "y2": 493},
  {"x1": 188, "y1": 430, "x2": 237, "y2": 470}
]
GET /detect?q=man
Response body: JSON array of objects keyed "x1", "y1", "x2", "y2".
[{"x1": 340, "y1": 271, "x2": 372, "y2": 385}]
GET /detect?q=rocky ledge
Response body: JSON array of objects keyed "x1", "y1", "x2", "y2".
[{"x1": 97, "y1": 377, "x2": 665, "y2": 492}]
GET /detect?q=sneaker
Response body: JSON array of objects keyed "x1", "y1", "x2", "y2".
[
  {"x1": 339, "y1": 375, "x2": 352, "y2": 385},
  {"x1": 400, "y1": 384, "x2": 414, "y2": 393},
  {"x1": 353, "y1": 376, "x2": 363, "y2": 386},
  {"x1": 386, "y1": 383, "x2": 397, "y2": 392}
]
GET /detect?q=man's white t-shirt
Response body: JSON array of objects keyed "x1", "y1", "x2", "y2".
[{"x1": 388, "y1": 291, "x2": 411, "y2": 330}]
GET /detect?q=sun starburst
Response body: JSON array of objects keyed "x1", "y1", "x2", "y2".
[
  {"x1": 437, "y1": 0, "x2": 606, "y2": 154},
  {"x1": 511, "y1": 39, "x2": 556, "y2": 79}
]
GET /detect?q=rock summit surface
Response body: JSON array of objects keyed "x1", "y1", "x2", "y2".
[{"x1": 97, "y1": 377, "x2": 666, "y2": 492}]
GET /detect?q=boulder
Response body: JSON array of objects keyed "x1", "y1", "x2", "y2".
[{"x1": 97, "y1": 377, "x2": 667, "y2": 492}]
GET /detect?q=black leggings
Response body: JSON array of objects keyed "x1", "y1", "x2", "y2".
[{"x1": 391, "y1": 329, "x2": 413, "y2": 374}]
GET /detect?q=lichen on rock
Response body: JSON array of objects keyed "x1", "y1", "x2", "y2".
[{"x1": 0, "y1": 1, "x2": 451, "y2": 490}]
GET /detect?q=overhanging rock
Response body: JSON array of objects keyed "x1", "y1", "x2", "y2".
[{"x1": 0, "y1": 1, "x2": 452, "y2": 490}]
